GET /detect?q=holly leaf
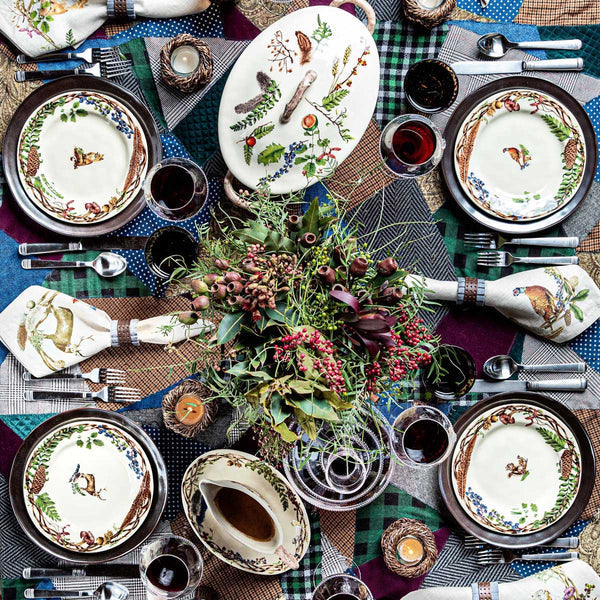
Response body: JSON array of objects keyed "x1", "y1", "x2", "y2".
[
  {"x1": 257, "y1": 143, "x2": 285, "y2": 166},
  {"x1": 243, "y1": 144, "x2": 253, "y2": 165}
]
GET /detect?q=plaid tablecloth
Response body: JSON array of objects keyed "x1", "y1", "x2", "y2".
[{"x1": 1, "y1": 0, "x2": 600, "y2": 598}]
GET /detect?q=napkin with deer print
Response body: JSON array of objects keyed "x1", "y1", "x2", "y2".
[
  {"x1": 0, "y1": 286, "x2": 211, "y2": 378},
  {"x1": 1, "y1": 0, "x2": 210, "y2": 58},
  {"x1": 405, "y1": 266, "x2": 600, "y2": 344}
]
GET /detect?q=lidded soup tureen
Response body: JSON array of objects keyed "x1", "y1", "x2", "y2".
[{"x1": 218, "y1": 0, "x2": 380, "y2": 194}]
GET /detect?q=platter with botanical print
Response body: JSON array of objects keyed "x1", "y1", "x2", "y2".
[
  {"x1": 451, "y1": 402, "x2": 581, "y2": 535},
  {"x1": 218, "y1": 4, "x2": 380, "y2": 194},
  {"x1": 181, "y1": 449, "x2": 310, "y2": 575},
  {"x1": 454, "y1": 88, "x2": 586, "y2": 222},
  {"x1": 17, "y1": 91, "x2": 148, "y2": 224},
  {"x1": 23, "y1": 419, "x2": 154, "y2": 553}
]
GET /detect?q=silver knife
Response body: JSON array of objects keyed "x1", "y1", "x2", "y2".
[
  {"x1": 23, "y1": 565, "x2": 140, "y2": 579},
  {"x1": 452, "y1": 58, "x2": 584, "y2": 75},
  {"x1": 19, "y1": 237, "x2": 148, "y2": 256},
  {"x1": 471, "y1": 378, "x2": 587, "y2": 393}
]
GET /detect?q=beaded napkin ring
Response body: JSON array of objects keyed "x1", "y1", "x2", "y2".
[
  {"x1": 110, "y1": 319, "x2": 140, "y2": 346},
  {"x1": 471, "y1": 582, "x2": 499, "y2": 600}
]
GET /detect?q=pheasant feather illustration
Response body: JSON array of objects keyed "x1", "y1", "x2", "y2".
[{"x1": 503, "y1": 144, "x2": 532, "y2": 170}]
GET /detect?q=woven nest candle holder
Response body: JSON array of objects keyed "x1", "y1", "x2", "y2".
[
  {"x1": 160, "y1": 34, "x2": 213, "y2": 94},
  {"x1": 402, "y1": 0, "x2": 456, "y2": 29},
  {"x1": 381, "y1": 519, "x2": 437, "y2": 578},
  {"x1": 162, "y1": 379, "x2": 218, "y2": 438}
]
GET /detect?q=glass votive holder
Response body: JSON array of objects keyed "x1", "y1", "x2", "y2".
[{"x1": 170, "y1": 45, "x2": 201, "y2": 76}]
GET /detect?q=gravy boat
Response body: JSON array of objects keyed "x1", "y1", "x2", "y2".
[{"x1": 198, "y1": 478, "x2": 299, "y2": 570}]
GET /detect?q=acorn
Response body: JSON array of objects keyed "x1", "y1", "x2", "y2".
[
  {"x1": 192, "y1": 296, "x2": 210, "y2": 311},
  {"x1": 377, "y1": 257, "x2": 398, "y2": 277},
  {"x1": 191, "y1": 279, "x2": 209, "y2": 294},
  {"x1": 178, "y1": 311, "x2": 199, "y2": 325},
  {"x1": 214, "y1": 258, "x2": 230, "y2": 271},
  {"x1": 224, "y1": 271, "x2": 242, "y2": 283},
  {"x1": 349, "y1": 257, "x2": 368, "y2": 277},
  {"x1": 317, "y1": 265, "x2": 336, "y2": 285},
  {"x1": 211, "y1": 283, "x2": 227, "y2": 299},
  {"x1": 300, "y1": 232, "x2": 317, "y2": 247},
  {"x1": 227, "y1": 280, "x2": 244, "y2": 294}
]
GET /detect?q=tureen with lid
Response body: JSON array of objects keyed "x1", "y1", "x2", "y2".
[{"x1": 218, "y1": 0, "x2": 380, "y2": 195}]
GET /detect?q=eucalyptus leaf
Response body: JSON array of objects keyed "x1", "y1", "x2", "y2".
[{"x1": 217, "y1": 312, "x2": 246, "y2": 344}]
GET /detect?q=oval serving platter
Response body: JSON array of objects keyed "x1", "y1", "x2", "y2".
[
  {"x1": 182, "y1": 449, "x2": 310, "y2": 575},
  {"x1": 441, "y1": 77, "x2": 597, "y2": 235},
  {"x1": 439, "y1": 392, "x2": 595, "y2": 548},
  {"x1": 10, "y1": 409, "x2": 167, "y2": 563},
  {"x1": 18, "y1": 91, "x2": 148, "y2": 225}
]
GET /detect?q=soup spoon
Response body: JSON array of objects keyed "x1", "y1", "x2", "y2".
[
  {"x1": 22, "y1": 252, "x2": 127, "y2": 278},
  {"x1": 483, "y1": 354, "x2": 586, "y2": 380},
  {"x1": 25, "y1": 582, "x2": 129, "y2": 600},
  {"x1": 477, "y1": 33, "x2": 582, "y2": 59}
]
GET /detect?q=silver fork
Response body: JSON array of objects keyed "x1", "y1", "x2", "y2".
[
  {"x1": 464, "y1": 232, "x2": 580, "y2": 249},
  {"x1": 23, "y1": 386, "x2": 141, "y2": 403},
  {"x1": 17, "y1": 47, "x2": 119, "y2": 65},
  {"x1": 15, "y1": 59, "x2": 131, "y2": 83},
  {"x1": 23, "y1": 368, "x2": 126, "y2": 385},
  {"x1": 476, "y1": 548, "x2": 578, "y2": 565},
  {"x1": 465, "y1": 534, "x2": 579, "y2": 550},
  {"x1": 477, "y1": 251, "x2": 579, "y2": 268}
]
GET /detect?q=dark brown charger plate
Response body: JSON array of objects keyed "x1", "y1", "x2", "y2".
[
  {"x1": 9, "y1": 409, "x2": 168, "y2": 563},
  {"x1": 2, "y1": 75, "x2": 162, "y2": 238},
  {"x1": 441, "y1": 77, "x2": 598, "y2": 235},
  {"x1": 439, "y1": 392, "x2": 595, "y2": 548}
]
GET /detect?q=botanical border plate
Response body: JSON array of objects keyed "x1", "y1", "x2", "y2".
[
  {"x1": 10, "y1": 409, "x2": 167, "y2": 563},
  {"x1": 2, "y1": 76, "x2": 161, "y2": 238},
  {"x1": 439, "y1": 392, "x2": 595, "y2": 549},
  {"x1": 17, "y1": 91, "x2": 148, "y2": 225},
  {"x1": 181, "y1": 449, "x2": 310, "y2": 575},
  {"x1": 454, "y1": 88, "x2": 585, "y2": 222},
  {"x1": 441, "y1": 77, "x2": 597, "y2": 235},
  {"x1": 451, "y1": 403, "x2": 581, "y2": 535}
]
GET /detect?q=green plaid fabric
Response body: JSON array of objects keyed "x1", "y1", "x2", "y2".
[
  {"x1": 2, "y1": 578, "x2": 44, "y2": 600},
  {"x1": 280, "y1": 511, "x2": 322, "y2": 600},
  {"x1": 373, "y1": 21, "x2": 448, "y2": 125},
  {"x1": 42, "y1": 251, "x2": 149, "y2": 298},
  {"x1": 433, "y1": 203, "x2": 575, "y2": 279},
  {"x1": 354, "y1": 484, "x2": 444, "y2": 565}
]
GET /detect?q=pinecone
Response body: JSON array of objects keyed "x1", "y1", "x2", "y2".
[
  {"x1": 31, "y1": 465, "x2": 46, "y2": 494},
  {"x1": 564, "y1": 138, "x2": 578, "y2": 170},
  {"x1": 561, "y1": 449, "x2": 573, "y2": 479},
  {"x1": 26, "y1": 146, "x2": 40, "y2": 177}
]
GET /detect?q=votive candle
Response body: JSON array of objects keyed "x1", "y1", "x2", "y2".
[
  {"x1": 416, "y1": 0, "x2": 445, "y2": 7},
  {"x1": 396, "y1": 536, "x2": 425, "y2": 565},
  {"x1": 170, "y1": 45, "x2": 201, "y2": 75}
]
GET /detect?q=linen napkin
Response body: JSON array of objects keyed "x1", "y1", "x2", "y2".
[
  {"x1": 403, "y1": 560, "x2": 599, "y2": 599},
  {"x1": 1, "y1": 0, "x2": 210, "y2": 58},
  {"x1": 0, "y1": 285, "x2": 211, "y2": 378},
  {"x1": 406, "y1": 265, "x2": 600, "y2": 343}
]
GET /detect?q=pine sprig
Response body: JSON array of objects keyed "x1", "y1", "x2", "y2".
[
  {"x1": 231, "y1": 81, "x2": 282, "y2": 132},
  {"x1": 541, "y1": 114, "x2": 572, "y2": 142}
]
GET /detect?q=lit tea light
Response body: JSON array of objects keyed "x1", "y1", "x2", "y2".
[
  {"x1": 175, "y1": 393, "x2": 206, "y2": 425},
  {"x1": 416, "y1": 0, "x2": 445, "y2": 7},
  {"x1": 170, "y1": 45, "x2": 201, "y2": 76},
  {"x1": 396, "y1": 536, "x2": 425, "y2": 565}
]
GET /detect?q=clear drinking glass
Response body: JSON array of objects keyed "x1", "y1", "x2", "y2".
[
  {"x1": 391, "y1": 405, "x2": 456, "y2": 469},
  {"x1": 139, "y1": 535, "x2": 203, "y2": 600},
  {"x1": 312, "y1": 573, "x2": 374, "y2": 600},
  {"x1": 144, "y1": 157, "x2": 209, "y2": 222},
  {"x1": 379, "y1": 114, "x2": 445, "y2": 178}
]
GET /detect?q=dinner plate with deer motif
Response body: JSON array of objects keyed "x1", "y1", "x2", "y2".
[
  {"x1": 17, "y1": 90, "x2": 148, "y2": 225},
  {"x1": 10, "y1": 409, "x2": 167, "y2": 563}
]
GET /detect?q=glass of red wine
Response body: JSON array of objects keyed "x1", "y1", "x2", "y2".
[
  {"x1": 379, "y1": 114, "x2": 445, "y2": 178},
  {"x1": 144, "y1": 157, "x2": 209, "y2": 222},
  {"x1": 391, "y1": 406, "x2": 456, "y2": 469},
  {"x1": 140, "y1": 535, "x2": 203, "y2": 600}
]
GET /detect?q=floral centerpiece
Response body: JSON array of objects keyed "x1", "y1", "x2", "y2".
[{"x1": 171, "y1": 192, "x2": 438, "y2": 461}]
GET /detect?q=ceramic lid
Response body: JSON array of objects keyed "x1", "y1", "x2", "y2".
[{"x1": 218, "y1": 3, "x2": 380, "y2": 194}]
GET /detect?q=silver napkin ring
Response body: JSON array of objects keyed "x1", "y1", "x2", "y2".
[{"x1": 107, "y1": 0, "x2": 136, "y2": 20}]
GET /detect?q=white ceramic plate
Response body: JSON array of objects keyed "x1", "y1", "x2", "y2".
[
  {"x1": 451, "y1": 402, "x2": 581, "y2": 535},
  {"x1": 218, "y1": 5, "x2": 379, "y2": 194},
  {"x1": 182, "y1": 449, "x2": 310, "y2": 574},
  {"x1": 23, "y1": 419, "x2": 154, "y2": 553},
  {"x1": 454, "y1": 88, "x2": 586, "y2": 222},
  {"x1": 17, "y1": 91, "x2": 148, "y2": 224}
]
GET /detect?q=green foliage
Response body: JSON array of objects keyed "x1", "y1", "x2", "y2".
[
  {"x1": 65, "y1": 29, "x2": 76, "y2": 47},
  {"x1": 541, "y1": 114, "x2": 572, "y2": 142},
  {"x1": 321, "y1": 89, "x2": 350, "y2": 110},
  {"x1": 257, "y1": 143, "x2": 285, "y2": 166},
  {"x1": 231, "y1": 81, "x2": 282, "y2": 131},
  {"x1": 311, "y1": 15, "x2": 332, "y2": 45},
  {"x1": 35, "y1": 493, "x2": 61, "y2": 522},
  {"x1": 243, "y1": 143, "x2": 253, "y2": 166},
  {"x1": 536, "y1": 427, "x2": 566, "y2": 452},
  {"x1": 217, "y1": 312, "x2": 247, "y2": 344}
]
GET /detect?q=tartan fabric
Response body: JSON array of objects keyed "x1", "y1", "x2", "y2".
[
  {"x1": 373, "y1": 21, "x2": 448, "y2": 125},
  {"x1": 579, "y1": 223, "x2": 600, "y2": 252},
  {"x1": 354, "y1": 485, "x2": 444, "y2": 565},
  {"x1": 42, "y1": 251, "x2": 148, "y2": 299},
  {"x1": 574, "y1": 410, "x2": 600, "y2": 519},
  {"x1": 515, "y1": 0, "x2": 600, "y2": 25},
  {"x1": 281, "y1": 512, "x2": 322, "y2": 600},
  {"x1": 319, "y1": 509, "x2": 356, "y2": 561}
]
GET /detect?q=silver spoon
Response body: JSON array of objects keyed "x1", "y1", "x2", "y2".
[
  {"x1": 25, "y1": 582, "x2": 130, "y2": 600},
  {"x1": 483, "y1": 354, "x2": 586, "y2": 380},
  {"x1": 477, "y1": 33, "x2": 582, "y2": 59},
  {"x1": 22, "y1": 252, "x2": 127, "y2": 278}
]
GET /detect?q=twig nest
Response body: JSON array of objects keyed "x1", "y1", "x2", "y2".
[
  {"x1": 402, "y1": 0, "x2": 456, "y2": 29},
  {"x1": 381, "y1": 518, "x2": 437, "y2": 578},
  {"x1": 162, "y1": 379, "x2": 218, "y2": 438},
  {"x1": 160, "y1": 34, "x2": 213, "y2": 94}
]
